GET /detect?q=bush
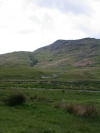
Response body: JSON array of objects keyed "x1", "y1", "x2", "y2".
[
  {"x1": 66, "y1": 103, "x2": 98, "y2": 118},
  {"x1": 7, "y1": 93, "x2": 26, "y2": 106},
  {"x1": 83, "y1": 104, "x2": 98, "y2": 118},
  {"x1": 54, "y1": 101, "x2": 98, "y2": 118},
  {"x1": 66, "y1": 103, "x2": 78, "y2": 114}
]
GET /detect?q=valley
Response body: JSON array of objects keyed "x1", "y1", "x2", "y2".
[{"x1": 0, "y1": 38, "x2": 100, "y2": 133}]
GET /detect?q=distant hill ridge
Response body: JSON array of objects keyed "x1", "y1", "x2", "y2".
[
  {"x1": 0, "y1": 37, "x2": 100, "y2": 81},
  {"x1": 33, "y1": 38, "x2": 100, "y2": 68},
  {"x1": 0, "y1": 37, "x2": 100, "y2": 69}
]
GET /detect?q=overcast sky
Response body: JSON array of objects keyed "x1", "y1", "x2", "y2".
[{"x1": 0, "y1": 0, "x2": 100, "y2": 54}]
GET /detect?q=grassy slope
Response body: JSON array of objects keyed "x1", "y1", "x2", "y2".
[
  {"x1": 0, "y1": 65, "x2": 99, "y2": 81},
  {"x1": 33, "y1": 38, "x2": 100, "y2": 80},
  {"x1": 0, "y1": 65, "x2": 55, "y2": 80},
  {"x1": 0, "y1": 51, "x2": 31, "y2": 65},
  {"x1": 34, "y1": 38, "x2": 100, "y2": 68},
  {"x1": 0, "y1": 38, "x2": 100, "y2": 81}
]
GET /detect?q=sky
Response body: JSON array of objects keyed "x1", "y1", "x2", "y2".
[{"x1": 0, "y1": 0, "x2": 100, "y2": 54}]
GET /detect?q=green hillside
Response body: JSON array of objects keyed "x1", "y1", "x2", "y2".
[
  {"x1": 34, "y1": 38, "x2": 100, "y2": 69},
  {"x1": 0, "y1": 51, "x2": 38, "y2": 67},
  {"x1": 0, "y1": 38, "x2": 100, "y2": 81},
  {"x1": 33, "y1": 38, "x2": 100, "y2": 81}
]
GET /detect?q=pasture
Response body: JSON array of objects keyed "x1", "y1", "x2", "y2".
[{"x1": 0, "y1": 86, "x2": 100, "y2": 133}]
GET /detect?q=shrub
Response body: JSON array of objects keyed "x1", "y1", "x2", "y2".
[
  {"x1": 66, "y1": 103, "x2": 98, "y2": 118},
  {"x1": 66, "y1": 103, "x2": 77, "y2": 114},
  {"x1": 54, "y1": 101, "x2": 98, "y2": 118},
  {"x1": 83, "y1": 104, "x2": 98, "y2": 118},
  {"x1": 66, "y1": 103, "x2": 86, "y2": 116},
  {"x1": 7, "y1": 93, "x2": 26, "y2": 106}
]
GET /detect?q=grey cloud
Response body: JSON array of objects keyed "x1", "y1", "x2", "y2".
[{"x1": 35, "y1": 0, "x2": 92, "y2": 15}]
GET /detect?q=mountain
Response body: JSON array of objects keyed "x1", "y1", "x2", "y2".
[
  {"x1": 0, "y1": 38, "x2": 100, "y2": 81},
  {"x1": 34, "y1": 38, "x2": 100, "y2": 69}
]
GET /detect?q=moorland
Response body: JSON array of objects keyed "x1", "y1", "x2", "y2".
[{"x1": 0, "y1": 37, "x2": 100, "y2": 133}]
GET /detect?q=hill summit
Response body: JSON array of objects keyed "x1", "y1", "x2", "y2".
[{"x1": 34, "y1": 38, "x2": 100, "y2": 69}]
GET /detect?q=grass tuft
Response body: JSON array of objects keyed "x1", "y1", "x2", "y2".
[
  {"x1": 54, "y1": 101, "x2": 98, "y2": 118},
  {"x1": 54, "y1": 99, "x2": 66, "y2": 109},
  {"x1": 66, "y1": 103, "x2": 98, "y2": 118},
  {"x1": 6, "y1": 93, "x2": 26, "y2": 106},
  {"x1": 83, "y1": 104, "x2": 98, "y2": 118},
  {"x1": 30, "y1": 94, "x2": 48, "y2": 102}
]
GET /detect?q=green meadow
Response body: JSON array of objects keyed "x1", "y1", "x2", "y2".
[{"x1": 0, "y1": 88, "x2": 100, "y2": 133}]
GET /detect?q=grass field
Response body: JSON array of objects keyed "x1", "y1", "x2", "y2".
[
  {"x1": 0, "y1": 64, "x2": 100, "y2": 82},
  {"x1": 0, "y1": 38, "x2": 100, "y2": 132},
  {"x1": 0, "y1": 88, "x2": 100, "y2": 133}
]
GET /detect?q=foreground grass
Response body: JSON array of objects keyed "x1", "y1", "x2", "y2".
[{"x1": 0, "y1": 88, "x2": 100, "y2": 133}]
